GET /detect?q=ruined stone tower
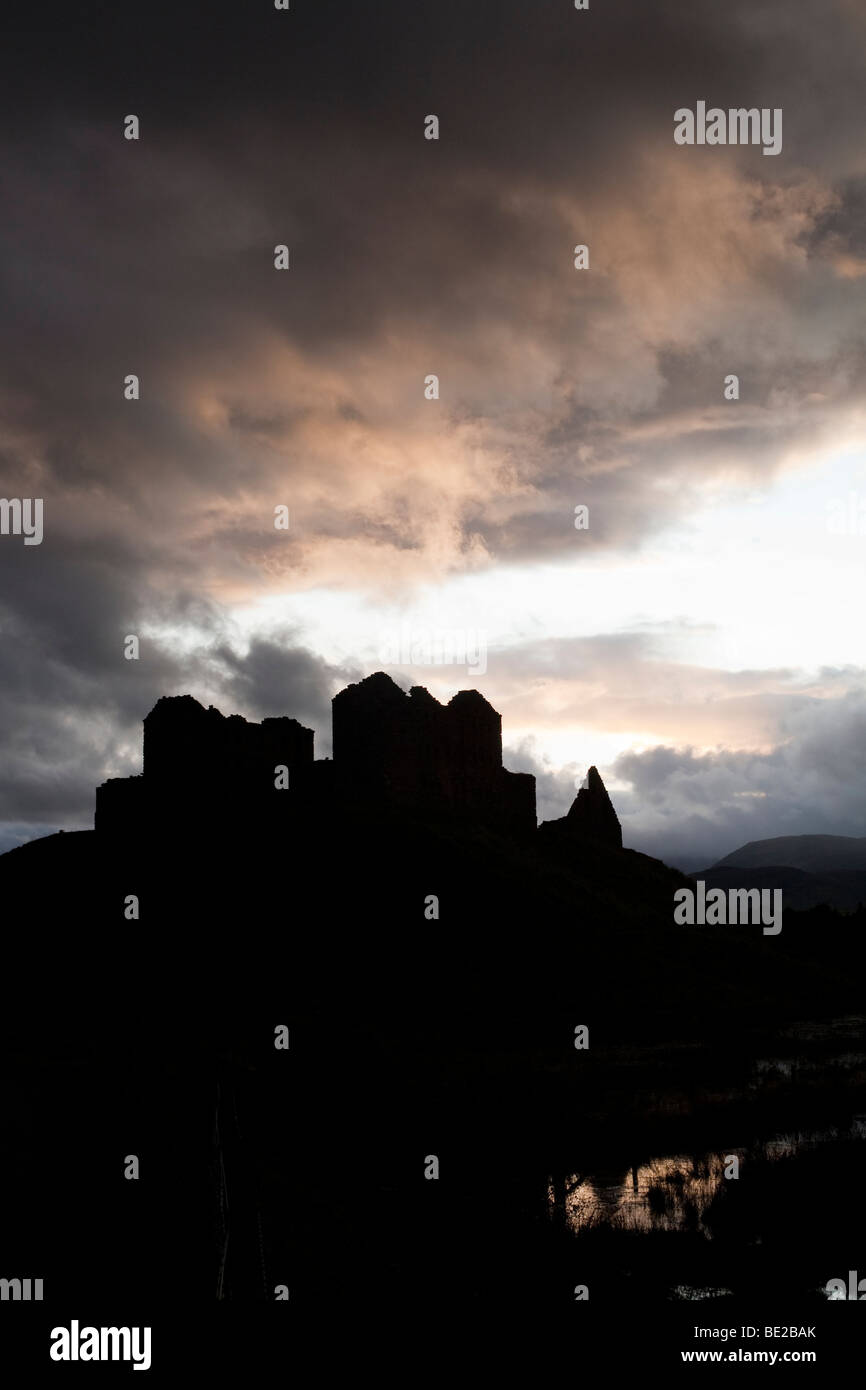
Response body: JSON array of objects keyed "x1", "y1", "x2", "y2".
[
  {"x1": 331, "y1": 672, "x2": 536, "y2": 835},
  {"x1": 537, "y1": 765, "x2": 622, "y2": 850}
]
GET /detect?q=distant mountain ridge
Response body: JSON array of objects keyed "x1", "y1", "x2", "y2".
[
  {"x1": 694, "y1": 835, "x2": 866, "y2": 912},
  {"x1": 711, "y1": 835, "x2": 866, "y2": 873}
]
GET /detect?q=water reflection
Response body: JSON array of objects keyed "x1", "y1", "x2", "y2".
[
  {"x1": 543, "y1": 1020, "x2": 866, "y2": 1301},
  {"x1": 548, "y1": 1117, "x2": 865, "y2": 1239},
  {"x1": 549, "y1": 1152, "x2": 726, "y2": 1235}
]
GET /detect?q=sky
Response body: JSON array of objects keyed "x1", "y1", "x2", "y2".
[{"x1": 1, "y1": 0, "x2": 866, "y2": 867}]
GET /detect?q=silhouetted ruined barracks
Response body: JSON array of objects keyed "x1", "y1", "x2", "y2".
[
  {"x1": 332, "y1": 673, "x2": 535, "y2": 833},
  {"x1": 96, "y1": 671, "x2": 621, "y2": 846}
]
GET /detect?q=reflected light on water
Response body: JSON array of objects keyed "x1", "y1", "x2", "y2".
[
  {"x1": 549, "y1": 1152, "x2": 729, "y2": 1236},
  {"x1": 548, "y1": 1120, "x2": 863, "y2": 1239}
]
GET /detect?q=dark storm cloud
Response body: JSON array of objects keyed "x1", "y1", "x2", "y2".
[
  {"x1": 2, "y1": 2, "x2": 863, "y2": 455},
  {"x1": 211, "y1": 634, "x2": 358, "y2": 739},
  {"x1": 807, "y1": 176, "x2": 866, "y2": 272}
]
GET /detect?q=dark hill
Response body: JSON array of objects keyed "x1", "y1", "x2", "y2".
[
  {"x1": 2, "y1": 675, "x2": 864, "y2": 1031},
  {"x1": 703, "y1": 834, "x2": 866, "y2": 911},
  {"x1": 2, "y1": 678, "x2": 865, "y2": 1311},
  {"x1": 695, "y1": 862, "x2": 866, "y2": 912},
  {"x1": 713, "y1": 834, "x2": 866, "y2": 873},
  {"x1": 2, "y1": 788, "x2": 863, "y2": 1034}
]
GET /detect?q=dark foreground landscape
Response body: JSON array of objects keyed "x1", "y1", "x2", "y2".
[{"x1": 1, "y1": 677, "x2": 864, "y2": 1368}]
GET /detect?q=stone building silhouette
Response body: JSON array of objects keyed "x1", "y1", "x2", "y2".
[
  {"x1": 95, "y1": 694, "x2": 313, "y2": 838},
  {"x1": 538, "y1": 765, "x2": 623, "y2": 850},
  {"x1": 331, "y1": 672, "x2": 536, "y2": 834},
  {"x1": 96, "y1": 671, "x2": 624, "y2": 846},
  {"x1": 95, "y1": 672, "x2": 537, "y2": 840}
]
